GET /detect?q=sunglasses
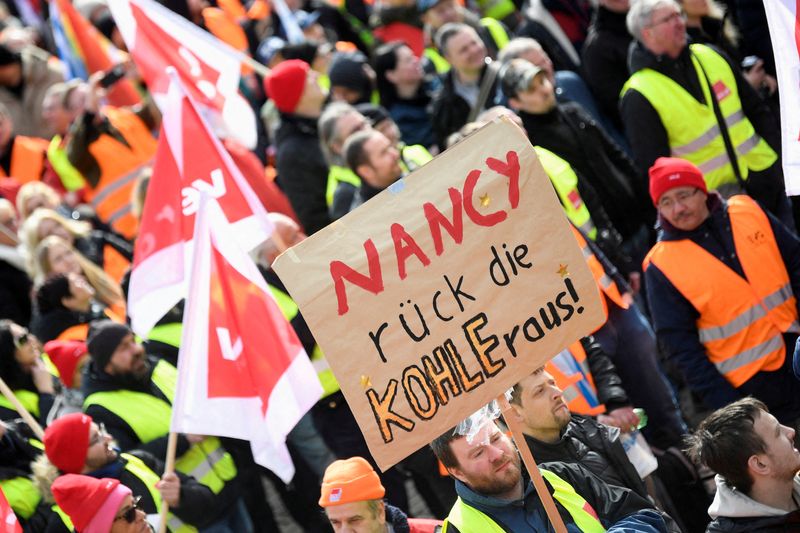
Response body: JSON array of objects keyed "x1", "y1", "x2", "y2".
[
  {"x1": 12, "y1": 331, "x2": 30, "y2": 350},
  {"x1": 115, "y1": 495, "x2": 142, "y2": 523}
]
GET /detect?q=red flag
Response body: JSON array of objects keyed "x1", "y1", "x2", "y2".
[
  {"x1": 0, "y1": 488, "x2": 21, "y2": 533},
  {"x1": 128, "y1": 72, "x2": 270, "y2": 336},
  {"x1": 171, "y1": 196, "x2": 322, "y2": 482},
  {"x1": 108, "y1": 0, "x2": 257, "y2": 148}
]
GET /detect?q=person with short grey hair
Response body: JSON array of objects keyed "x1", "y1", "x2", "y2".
[
  {"x1": 430, "y1": 23, "x2": 503, "y2": 148},
  {"x1": 619, "y1": 0, "x2": 790, "y2": 227},
  {"x1": 625, "y1": 0, "x2": 678, "y2": 41}
]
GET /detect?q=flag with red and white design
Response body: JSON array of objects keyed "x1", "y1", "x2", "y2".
[
  {"x1": 0, "y1": 488, "x2": 21, "y2": 533},
  {"x1": 127, "y1": 72, "x2": 271, "y2": 337},
  {"x1": 764, "y1": 0, "x2": 800, "y2": 194},
  {"x1": 108, "y1": 0, "x2": 257, "y2": 148},
  {"x1": 171, "y1": 196, "x2": 322, "y2": 482}
]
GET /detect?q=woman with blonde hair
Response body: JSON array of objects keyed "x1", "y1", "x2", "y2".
[
  {"x1": 20, "y1": 208, "x2": 132, "y2": 283},
  {"x1": 31, "y1": 236, "x2": 125, "y2": 318},
  {"x1": 15, "y1": 181, "x2": 65, "y2": 222}
]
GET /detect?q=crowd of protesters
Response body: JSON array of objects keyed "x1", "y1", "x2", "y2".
[{"x1": 0, "y1": 0, "x2": 797, "y2": 531}]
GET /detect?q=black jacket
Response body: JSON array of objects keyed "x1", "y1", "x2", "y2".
[
  {"x1": 645, "y1": 194, "x2": 800, "y2": 421},
  {"x1": 579, "y1": 336, "x2": 630, "y2": 412},
  {"x1": 274, "y1": 114, "x2": 331, "y2": 235},
  {"x1": 620, "y1": 41, "x2": 781, "y2": 187},
  {"x1": 581, "y1": 6, "x2": 632, "y2": 129},
  {"x1": 519, "y1": 102, "x2": 652, "y2": 241},
  {"x1": 30, "y1": 302, "x2": 108, "y2": 344},
  {"x1": 74, "y1": 230, "x2": 133, "y2": 269},
  {"x1": 430, "y1": 61, "x2": 503, "y2": 149},
  {"x1": 523, "y1": 415, "x2": 648, "y2": 499},
  {"x1": 0, "y1": 257, "x2": 31, "y2": 326}
]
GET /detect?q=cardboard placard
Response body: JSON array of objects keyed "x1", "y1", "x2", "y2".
[{"x1": 273, "y1": 118, "x2": 605, "y2": 470}]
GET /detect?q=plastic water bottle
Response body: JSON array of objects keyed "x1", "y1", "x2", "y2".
[{"x1": 621, "y1": 408, "x2": 658, "y2": 478}]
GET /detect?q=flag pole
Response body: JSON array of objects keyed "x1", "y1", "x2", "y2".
[
  {"x1": 0, "y1": 377, "x2": 44, "y2": 440},
  {"x1": 497, "y1": 393, "x2": 568, "y2": 533},
  {"x1": 157, "y1": 431, "x2": 179, "y2": 533}
]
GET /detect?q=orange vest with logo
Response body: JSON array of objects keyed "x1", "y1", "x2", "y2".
[
  {"x1": 84, "y1": 107, "x2": 157, "y2": 239},
  {"x1": 0, "y1": 136, "x2": 48, "y2": 183},
  {"x1": 571, "y1": 225, "x2": 629, "y2": 325},
  {"x1": 546, "y1": 341, "x2": 605, "y2": 416},
  {"x1": 644, "y1": 195, "x2": 800, "y2": 387}
]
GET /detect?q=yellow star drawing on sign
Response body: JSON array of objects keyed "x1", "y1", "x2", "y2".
[
  {"x1": 557, "y1": 264, "x2": 569, "y2": 278},
  {"x1": 360, "y1": 375, "x2": 372, "y2": 389},
  {"x1": 479, "y1": 193, "x2": 491, "y2": 207}
]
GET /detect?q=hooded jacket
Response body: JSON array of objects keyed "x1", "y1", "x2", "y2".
[
  {"x1": 644, "y1": 193, "x2": 800, "y2": 421},
  {"x1": 706, "y1": 475, "x2": 800, "y2": 532}
]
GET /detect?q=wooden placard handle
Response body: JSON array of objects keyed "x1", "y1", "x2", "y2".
[{"x1": 497, "y1": 393, "x2": 568, "y2": 533}]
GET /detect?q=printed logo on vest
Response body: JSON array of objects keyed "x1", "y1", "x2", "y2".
[
  {"x1": 329, "y1": 488, "x2": 342, "y2": 502},
  {"x1": 567, "y1": 190, "x2": 583, "y2": 209},
  {"x1": 712, "y1": 81, "x2": 731, "y2": 101}
]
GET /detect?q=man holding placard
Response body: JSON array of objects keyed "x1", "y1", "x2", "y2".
[{"x1": 430, "y1": 418, "x2": 673, "y2": 532}]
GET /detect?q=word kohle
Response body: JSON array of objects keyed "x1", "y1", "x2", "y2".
[{"x1": 274, "y1": 119, "x2": 604, "y2": 471}]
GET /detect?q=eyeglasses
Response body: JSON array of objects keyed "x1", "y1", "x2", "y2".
[
  {"x1": 12, "y1": 331, "x2": 30, "y2": 350},
  {"x1": 114, "y1": 496, "x2": 142, "y2": 524},
  {"x1": 88, "y1": 423, "x2": 109, "y2": 447},
  {"x1": 648, "y1": 10, "x2": 686, "y2": 27},
  {"x1": 657, "y1": 188, "x2": 701, "y2": 210}
]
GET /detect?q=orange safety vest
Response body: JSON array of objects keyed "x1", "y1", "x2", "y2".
[
  {"x1": 644, "y1": 195, "x2": 800, "y2": 387},
  {"x1": 545, "y1": 341, "x2": 605, "y2": 416},
  {"x1": 570, "y1": 225, "x2": 629, "y2": 324},
  {"x1": 0, "y1": 136, "x2": 48, "y2": 183},
  {"x1": 84, "y1": 107, "x2": 157, "y2": 240},
  {"x1": 103, "y1": 245, "x2": 131, "y2": 285}
]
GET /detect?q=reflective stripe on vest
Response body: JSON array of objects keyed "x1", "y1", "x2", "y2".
[
  {"x1": 401, "y1": 144, "x2": 433, "y2": 174},
  {"x1": 424, "y1": 47, "x2": 451, "y2": 74},
  {"x1": 48, "y1": 136, "x2": 87, "y2": 192},
  {"x1": 0, "y1": 476, "x2": 41, "y2": 520},
  {"x1": 477, "y1": 0, "x2": 516, "y2": 23},
  {"x1": 479, "y1": 17, "x2": 510, "y2": 49},
  {"x1": 122, "y1": 453, "x2": 196, "y2": 533},
  {"x1": 621, "y1": 44, "x2": 777, "y2": 192},
  {"x1": 268, "y1": 284, "x2": 341, "y2": 398},
  {"x1": 85, "y1": 106, "x2": 158, "y2": 239},
  {"x1": 147, "y1": 323, "x2": 184, "y2": 349},
  {"x1": 536, "y1": 146, "x2": 597, "y2": 240},
  {"x1": 443, "y1": 470, "x2": 605, "y2": 532},
  {"x1": 325, "y1": 165, "x2": 362, "y2": 206},
  {"x1": 0, "y1": 389, "x2": 39, "y2": 417},
  {"x1": 571, "y1": 225, "x2": 629, "y2": 323},
  {"x1": 644, "y1": 195, "x2": 799, "y2": 387},
  {"x1": 545, "y1": 342, "x2": 605, "y2": 416},
  {"x1": 51, "y1": 504, "x2": 74, "y2": 530},
  {"x1": 173, "y1": 437, "x2": 237, "y2": 494},
  {"x1": 83, "y1": 359, "x2": 176, "y2": 443}
]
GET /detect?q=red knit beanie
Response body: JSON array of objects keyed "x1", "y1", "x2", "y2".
[
  {"x1": 51, "y1": 474, "x2": 131, "y2": 532},
  {"x1": 649, "y1": 157, "x2": 708, "y2": 206},
  {"x1": 264, "y1": 59, "x2": 309, "y2": 113},
  {"x1": 43, "y1": 340, "x2": 88, "y2": 389},
  {"x1": 44, "y1": 413, "x2": 92, "y2": 474}
]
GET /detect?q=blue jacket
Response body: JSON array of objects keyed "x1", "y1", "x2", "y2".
[{"x1": 645, "y1": 193, "x2": 800, "y2": 420}]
